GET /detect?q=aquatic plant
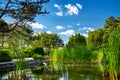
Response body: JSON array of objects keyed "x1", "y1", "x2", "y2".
[
  {"x1": 104, "y1": 26, "x2": 120, "y2": 80},
  {"x1": 50, "y1": 45, "x2": 94, "y2": 64}
]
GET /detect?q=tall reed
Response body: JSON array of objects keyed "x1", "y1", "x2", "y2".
[
  {"x1": 103, "y1": 26, "x2": 120, "y2": 80},
  {"x1": 50, "y1": 45, "x2": 94, "y2": 64}
]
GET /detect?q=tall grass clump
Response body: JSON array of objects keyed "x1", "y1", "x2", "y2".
[
  {"x1": 50, "y1": 45, "x2": 94, "y2": 64},
  {"x1": 104, "y1": 26, "x2": 120, "y2": 80}
]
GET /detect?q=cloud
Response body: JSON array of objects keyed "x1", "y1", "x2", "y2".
[
  {"x1": 76, "y1": 3, "x2": 83, "y2": 9},
  {"x1": 59, "y1": 29, "x2": 75, "y2": 36},
  {"x1": 56, "y1": 11, "x2": 63, "y2": 16},
  {"x1": 81, "y1": 33, "x2": 88, "y2": 37},
  {"x1": 54, "y1": 4, "x2": 61, "y2": 10},
  {"x1": 46, "y1": 31, "x2": 52, "y2": 34},
  {"x1": 54, "y1": 3, "x2": 83, "y2": 16},
  {"x1": 54, "y1": 4, "x2": 63, "y2": 16},
  {"x1": 79, "y1": 27, "x2": 95, "y2": 32},
  {"x1": 65, "y1": 4, "x2": 79, "y2": 15},
  {"x1": 56, "y1": 25, "x2": 64, "y2": 30},
  {"x1": 27, "y1": 22, "x2": 46, "y2": 29}
]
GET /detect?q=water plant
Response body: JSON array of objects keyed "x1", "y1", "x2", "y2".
[
  {"x1": 104, "y1": 26, "x2": 120, "y2": 80},
  {"x1": 50, "y1": 45, "x2": 94, "y2": 64}
]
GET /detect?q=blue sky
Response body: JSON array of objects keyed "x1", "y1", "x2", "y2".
[{"x1": 3, "y1": 0, "x2": 120, "y2": 43}]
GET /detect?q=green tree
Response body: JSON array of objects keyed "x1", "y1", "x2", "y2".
[
  {"x1": 32, "y1": 46, "x2": 45, "y2": 56},
  {"x1": 0, "y1": 19, "x2": 8, "y2": 46},
  {"x1": 87, "y1": 28, "x2": 104, "y2": 48},
  {"x1": 103, "y1": 16, "x2": 118, "y2": 42},
  {"x1": 40, "y1": 32, "x2": 64, "y2": 50},
  {"x1": 0, "y1": 0, "x2": 49, "y2": 33},
  {"x1": 31, "y1": 32, "x2": 64, "y2": 50},
  {"x1": 68, "y1": 33, "x2": 86, "y2": 46}
]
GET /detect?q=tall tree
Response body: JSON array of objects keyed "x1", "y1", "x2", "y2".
[
  {"x1": 0, "y1": 0, "x2": 49, "y2": 33},
  {"x1": 87, "y1": 28, "x2": 104, "y2": 48},
  {"x1": 103, "y1": 16, "x2": 118, "y2": 42},
  {"x1": 31, "y1": 32, "x2": 64, "y2": 50},
  {"x1": 68, "y1": 33, "x2": 86, "y2": 46}
]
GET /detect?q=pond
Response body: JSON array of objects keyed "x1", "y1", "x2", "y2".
[{"x1": 0, "y1": 60, "x2": 109, "y2": 80}]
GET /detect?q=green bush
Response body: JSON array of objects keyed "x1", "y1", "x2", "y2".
[
  {"x1": 32, "y1": 46, "x2": 44, "y2": 56},
  {"x1": 32, "y1": 54, "x2": 43, "y2": 59},
  {"x1": 23, "y1": 47, "x2": 33, "y2": 57},
  {"x1": 0, "y1": 49, "x2": 12, "y2": 62}
]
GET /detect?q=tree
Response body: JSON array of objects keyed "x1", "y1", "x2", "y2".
[
  {"x1": 49, "y1": 34, "x2": 64, "y2": 49},
  {"x1": 0, "y1": 0, "x2": 49, "y2": 33},
  {"x1": 0, "y1": 21, "x2": 33, "y2": 47},
  {"x1": 0, "y1": 20, "x2": 8, "y2": 46},
  {"x1": 40, "y1": 32, "x2": 64, "y2": 50},
  {"x1": 87, "y1": 28, "x2": 104, "y2": 48},
  {"x1": 68, "y1": 33, "x2": 86, "y2": 46},
  {"x1": 31, "y1": 32, "x2": 64, "y2": 50},
  {"x1": 103, "y1": 16, "x2": 118, "y2": 42}
]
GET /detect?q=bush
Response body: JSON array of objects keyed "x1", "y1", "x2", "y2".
[
  {"x1": 23, "y1": 47, "x2": 33, "y2": 57},
  {"x1": 0, "y1": 49, "x2": 12, "y2": 62},
  {"x1": 32, "y1": 46, "x2": 44, "y2": 56},
  {"x1": 32, "y1": 54, "x2": 43, "y2": 59}
]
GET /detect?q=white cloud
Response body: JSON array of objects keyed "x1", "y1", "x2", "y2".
[
  {"x1": 54, "y1": 4, "x2": 61, "y2": 10},
  {"x1": 82, "y1": 33, "x2": 88, "y2": 37},
  {"x1": 76, "y1": 3, "x2": 83, "y2": 10},
  {"x1": 46, "y1": 31, "x2": 52, "y2": 34},
  {"x1": 65, "y1": 4, "x2": 79, "y2": 15},
  {"x1": 27, "y1": 22, "x2": 46, "y2": 29},
  {"x1": 54, "y1": 4, "x2": 63, "y2": 16},
  {"x1": 59, "y1": 29, "x2": 75, "y2": 36},
  {"x1": 79, "y1": 27, "x2": 95, "y2": 32},
  {"x1": 56, "y1": 11, "x2": 63, "y2": 16},
  {"x1": 56, "y1": 25, "x2": 64, "y2": 30}
]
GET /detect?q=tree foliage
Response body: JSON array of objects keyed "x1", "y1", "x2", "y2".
[
  {"x1": 31, "y1": 32, "x2": 64, "y2": 50},
  {"x1": 103, "y1": 16, "x2": 120, "y2": 42},
  {"x1": 87, "y1": 28, "x2": 104, "y2": 48},
  {"x1": 0, "y1": 0, "x2": 49, "y2": 32},
  {"x1": 0, "y1": 49, "x2": 12, "y2": 62},
  {"x1": 68, "y1": 33, "x2": 86, "y2": 46}
]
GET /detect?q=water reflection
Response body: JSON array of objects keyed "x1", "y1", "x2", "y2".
[{"x1": 0, "y1": 60, "x2": 110, "y2": 80}]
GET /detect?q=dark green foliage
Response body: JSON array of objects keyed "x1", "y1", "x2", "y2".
[
  {"x1": 0, "y1": 49, "x2": 12, "y2": 62},
  {"x1": 32, "y1": 46, "x2": 45, "y2": 56},
  {"x1": 32, "y1": 67, "x2": 44, "y2": 74},
  {"x1": 68, "y1": 33, "x2": 86, "y2": 46},
  {"x1": 103, "y1": 16, "x2": 120, "y2": 42},
  {"x1": 87, "y1": 28, "x2": 104, "y2": 48},
  {"x1": 0, "y1": 19, "x2": 8, "y2": 31}
]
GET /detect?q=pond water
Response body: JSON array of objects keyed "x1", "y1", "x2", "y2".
[{"x1": 0, "y1": 61, "x2": 109, "y2": 80}]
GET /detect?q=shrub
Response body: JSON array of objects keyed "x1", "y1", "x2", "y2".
[
  {"x1": 32, "y1": 46, "x2": 44, "y2": 56},
  {"x1": 32, "y1": 54, "x2": 43, "y2": 59},
  {"x1": 0, "y1": 49, "x2": 12, "y2": 62},
  {"x1": 23, "y1": 47, "x2": 33, "y2": 57}
]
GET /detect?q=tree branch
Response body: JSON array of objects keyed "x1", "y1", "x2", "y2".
[{"x1": 0, "y1": 1, "x2": 11, "y2": 18}]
